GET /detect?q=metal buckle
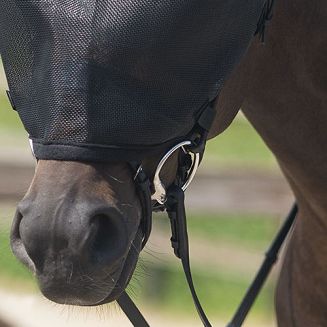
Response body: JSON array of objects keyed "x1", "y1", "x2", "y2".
[
  {"x1": 151, "y1": 141, "x2": 200, "y2": 204},
  {"x1": 28, "y1": 138, "x2": 36, "y2": 158},
  {"x1": 133, "y1": 165, "x2": 143, "y2": 181}
]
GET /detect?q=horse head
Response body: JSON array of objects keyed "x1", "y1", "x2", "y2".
[{"x1": 1, "y1": 0, "x2": 266, "y2": 311}]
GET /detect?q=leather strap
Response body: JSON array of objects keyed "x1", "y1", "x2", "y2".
[
  {"x1": 166, "y1": 184, "x2": 212, "y2": 327},
  {"x1": 117, "y1": 292, "x2": 150, "y2": 327},
  {"x1": 129, "y1": 162, "x2": 153, "y2": 249},
  {"x1": 116, "y1": 164, "x2": 152, "y2": 327},
  {"x1": 255, "y1": 0, "x2": 276, "y2": 42},
  {"x1": 227, "y1": 203, "x2": 298, "y2": 327}
]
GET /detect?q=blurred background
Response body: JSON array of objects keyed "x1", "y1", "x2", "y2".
[{"x1": 0, "y1": 59, "x2": 294, "y2": 327}]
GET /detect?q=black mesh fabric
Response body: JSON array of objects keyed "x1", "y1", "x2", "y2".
[{"x1": 0, "y1": 0, "x2": 265, "y2": 162}]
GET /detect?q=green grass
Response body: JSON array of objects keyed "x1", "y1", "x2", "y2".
[
  {"x1": 139, "y1": 213, "x2": 279, "y2": 321},
  {"x1": 205, "y1": 117, "x2": 277, "y2": 169},
  {"x1": 138, "y1": 264, "x2": 274, "y2": 322},
  {"x1": 0, "y1": 94, "x2": 23, "y2": 131},
  {"x1": 155, "y1": 212, "x2": 279, "y2": 250},
  {"x1": 187, "y1": 213, "x2": 279, "y2": 249},
  {"x1": 0, "y1": 228, "x2": 35, "y2": 284},
  {"x1": 0, "y1": 207, "x2": 35, "y2": 285}
]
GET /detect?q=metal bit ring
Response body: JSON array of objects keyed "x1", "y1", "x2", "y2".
[{"x1": 151, "y1": 141, "x2": 200, "y2": 204}]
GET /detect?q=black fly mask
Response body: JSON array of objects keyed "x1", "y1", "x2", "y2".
[
  {"x1": 1, "y1": 0, "x2": 265, "y2": 162},
  {"x1": 1, "y1": 1, "x2": 280, "y2": 326}
]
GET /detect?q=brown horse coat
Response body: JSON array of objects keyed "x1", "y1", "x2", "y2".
[{"x1": 215, "y1": 0, "x2": 327, "y2": 325}]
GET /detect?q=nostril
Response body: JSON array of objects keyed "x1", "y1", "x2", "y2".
[
  {"x1": 10, "y1": 210, "x2": 36, "y2": 273},
  {"x1": 90, "y1": 212, "x2": 128, "y2": 266}
]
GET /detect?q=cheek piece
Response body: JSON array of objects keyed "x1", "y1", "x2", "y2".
[{"x1": 1, "y1": 0, "x2": 297, "y2": 326}]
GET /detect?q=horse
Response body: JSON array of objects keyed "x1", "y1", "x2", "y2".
[{"x1": 3, "y1": 0, "x2": 326, "y2": 325}]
